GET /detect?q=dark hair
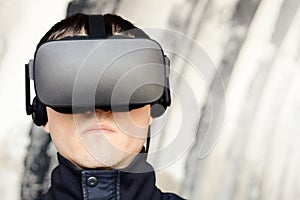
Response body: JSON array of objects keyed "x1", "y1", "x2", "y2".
[{"x1": 37, "y1": 13, "x2": 149, "y2": 49}]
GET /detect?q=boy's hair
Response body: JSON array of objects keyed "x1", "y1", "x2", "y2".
[{"x1": 37, "y1": 13, "x2": 149, "y2": 49}]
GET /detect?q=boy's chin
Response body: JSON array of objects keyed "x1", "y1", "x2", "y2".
[{"x1": 73, "y1": 149, "x2": 138, "y2": 170}]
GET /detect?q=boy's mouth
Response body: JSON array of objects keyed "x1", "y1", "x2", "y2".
[{"x1": 84, "y1": 123, "x2": 115, "y2": 134}]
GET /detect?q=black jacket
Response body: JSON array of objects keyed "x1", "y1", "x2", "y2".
[{"x1": 40, "y1": 150, "x2": 185, "y2": 200}]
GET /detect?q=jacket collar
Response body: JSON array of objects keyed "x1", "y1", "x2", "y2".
[{"x1": 41, "y1": 148, "x2": 162, "y2": 200}]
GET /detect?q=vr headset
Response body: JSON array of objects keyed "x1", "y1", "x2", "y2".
[{"x1": 25, "y1": 15, "x2": 171, "y2": 126}]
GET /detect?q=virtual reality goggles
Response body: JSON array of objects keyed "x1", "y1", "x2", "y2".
[{"x1": 25, "y1": 15, "x2": 171, "y2": 123}]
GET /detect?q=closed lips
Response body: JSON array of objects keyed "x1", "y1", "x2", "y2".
[{"x1": 84, "y1": 123, "x2": 115, "y2": 134}]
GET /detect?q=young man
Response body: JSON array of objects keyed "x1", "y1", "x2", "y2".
[{"x1": 25, "y1": 13, "x2": 185, "y2": 199}]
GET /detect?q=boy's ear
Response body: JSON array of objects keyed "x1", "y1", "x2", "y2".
[{"x1": 43, "y1": 122, "x2": 50, "y2": 133}]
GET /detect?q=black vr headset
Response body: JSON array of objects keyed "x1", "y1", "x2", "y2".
[{"x1": 26, "y1": 15, "x2": 171, "y2": 126}]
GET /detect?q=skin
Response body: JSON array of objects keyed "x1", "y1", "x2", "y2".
[{"x1": 44, "y1": 105, "x2": 152, "y2": 169}]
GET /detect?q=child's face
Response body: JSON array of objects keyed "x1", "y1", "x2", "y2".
[{"x1": 44, "y1": 105, "x2": 152, "y2": 169}]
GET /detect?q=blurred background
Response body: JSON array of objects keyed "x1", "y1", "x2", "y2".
[{"x1": 0, "y1": 0, "x2": 300, "y2": 199}]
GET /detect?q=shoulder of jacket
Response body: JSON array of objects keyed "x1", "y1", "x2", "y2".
[{"x1": 161, "y1": 192, "x2": 186, "y2": 200}]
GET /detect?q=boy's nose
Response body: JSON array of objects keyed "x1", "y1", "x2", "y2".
[
  {"x1": 95, "y1": 108, "x2": 112, "y2": 117},
  {"x1": 82, "y1": 108, "x2": 112, "y2": 116}
]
